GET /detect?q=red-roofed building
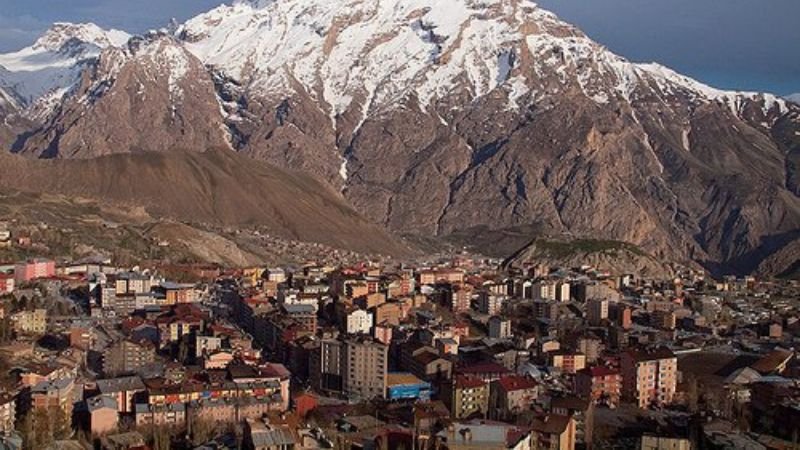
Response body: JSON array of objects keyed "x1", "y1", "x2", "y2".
[
  {"x1": 457, "y1": 361, "x2": 511, "y2": 382},
  {"x1": 490, "y1": 375, "x2": 540, "y2": 419},
  {"x1": 574, "y1": 366, "x2": 622, "y2": 407},
  {"x1": 294, "y1": 392, "x2": 318, "y2": 419}
]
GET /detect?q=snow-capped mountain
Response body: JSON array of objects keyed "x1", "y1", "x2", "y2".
[
  {"x1": 4, "y1": 0, "x2": 800, "y2": 275},
  {"x1": 179, "y1": 0, "x2": 787, "y2": 124},
  {"x1": 788, "y1": 93, "x2": 800, "y2": 105},
  {"x1": 0, "y1": 22, "x2": 130, "y2": 119}
]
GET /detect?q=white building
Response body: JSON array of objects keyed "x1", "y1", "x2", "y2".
[{"x1": 346, "y1": 309, "x2": 373, "y2": 335}]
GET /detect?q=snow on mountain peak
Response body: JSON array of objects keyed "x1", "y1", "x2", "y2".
[
  {"x1": 0, "y1": 22, "x2": 131, "y2": 111},
  {"x1": 179, "y1": 0, "x2": 573, "y2": 122},
  {"x1": 33, "y1": 22, "x2": 131, "y2": 52},
  {"x1": 176, "y1": 0, "x2": 791, "y2": 126}
]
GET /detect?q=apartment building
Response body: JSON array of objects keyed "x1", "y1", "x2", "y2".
[
  {"x1": 311, "y1": 336, "x2": 388, "y2": 400},
  {"x1": 14, "y1": 258, "x2": 55, "y2": 283},
  {"x1": 10, "y1": 308, "x2": 47, "y2": 335},
  {"x1": 102, "y1": 339, "x2": 156, "y2": 377},
  {"x1": 490, "y1": 375, "x2": 539, "y2": 419},
  {"x1": 0, "y1": 393, "x2": 14, "y2": 434},
  {"x1": 478, "y1": 292, "x2": 505, "y2": 316},
  {"x1": 621, "y1": 348, "x2": 678, "y2": 408},
  {"x1": 31, "y1": 377, "x2": 76, "y2": 420},
  {"x1": 444, "y1": 376, "x2": 489, "y2": 419},
  {"x1": 586, "y1": 299, "x2": 609, "y2": 326},
  {"x1": 344, "y1": 308, "x2": 373, "y2": 335},
  {"x1": 342, "y1": 337, "x2": 388, "y2": 400},
  {"x1": 550, "y1": 352, "x2": 587, "y2": 374},
  {"x1": 488, "y1": 316, "x2": 512, "y2": 339},
  {"x1": 574, "y1": 366, "x2": 622, "y2": 407}
]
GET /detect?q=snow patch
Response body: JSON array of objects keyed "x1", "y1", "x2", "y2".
[{"x1": 339, "y1": 156, "x2": 349, "y2": 182}]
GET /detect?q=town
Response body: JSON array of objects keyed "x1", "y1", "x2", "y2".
[{"x1": 0, "y1": 237, "x2": 799, "y2": 450}]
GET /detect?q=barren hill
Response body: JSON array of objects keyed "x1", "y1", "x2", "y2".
[{"x1": 0, "y1": 149, "x2": 410, "y2": 257}]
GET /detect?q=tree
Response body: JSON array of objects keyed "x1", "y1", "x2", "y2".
[
  {"x1": 0, "y1": 317, "x2": 13, "y2": 343},
  {"x1": 191, "y1": 419, "x2": 218, "y2": 446},
  {"x1": 21, "y1": 408, "x2": 55, "y2": 449},
  {"x1": 685, "y1": 374, "x2": 699, "y2": 414}
]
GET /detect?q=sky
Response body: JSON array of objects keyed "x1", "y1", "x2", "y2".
[{"x1": 0, "y1": 0, "x2": 798, "y2": 95}]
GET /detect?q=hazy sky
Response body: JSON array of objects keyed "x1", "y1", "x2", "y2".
[{"x1": 0, "y1": 0, "x2": 797, "y2": 95}]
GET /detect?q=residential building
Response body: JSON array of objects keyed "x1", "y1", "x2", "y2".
[
  {"x1": 135, "y1": 403, "x2": 186, "y2": 427},
  {"x1": 114, "y1": 271, "x2": 153, "y2": 295},
  {"x1": 478, "y1": 292, "x2": 505, "y2": 316},
  {"x1": 14, "y1": 258, "x2": 55, "y2": 283},
  {"x1": 532, "y1": 282, "x2": 559, "y2": 301},
  {"x1": 102, "y1": 339, "x2": 156, "y2": 377},
  {"x1": 530, "y1": 414, "x2": 576, "y2": 450},
  {"x1": 0, "y1": 393, "x2": 14, "y2": 434},
  {"x1": 650, "y1": 310, "x2": 676, "y2": 331},
  {"x1": 490, "y1": 375, "x2": 539, "y2": 419},
  {"x1": 586, "y1": 299, "x2": 609, "y2": 326},
  {"x1": 310, "y1": 338, "x2": 344, "y2": 393},
  {"x1": 621, "y1": 348, "x2": 678, "y2": 408},
  {"x1": 575, "y1": 366, "x2": 622, "y2": 407},
  {"x1": 444, "y1": 376, "x2": 489, "y2": 419},
  {"x1": 550, "y1": 352, "x2": 587, "y2": 374},
  {"x1": 488, "y1": 316, "x2": 512, "y2": 339},
  {"x1": 31, "y1": 377, "x2": 75, "y2": 420},
  {"x1": 400, "y1": 344, "x2": 453, "y2": 382},
  {"x1": 419, "y1": 269, "x2": 464, "y2": 286},
  {"x1": 87, "y1": 395, "x2": 119, "y2": 435},
  {"x1": 451, "y1": 284, "x2": 472, "y2": 313},
  {"x1": 372, "y1": 302, "x2": 402, "y2": 326},
  {"x1": 343, "y1": 337, "x2": 388, "y2": 400},
  {"x1": 0, "y1": 274, "x2": 13, "y2": 294},
  {"x1": 96, "y1": 376, "x2": 146, "y2": 414},
  {"x1": 438, "y1": 421, "x2": 532, "y2": 450},
  {"x1": 10, "y1": 308, "x2": 46, "y2": 335},
  {"x1": 640, "y1": 435, "x2": 691, "y2": 450},
  {"x1": 344, "y1": 308, "x2": 373, "y2": 335},
  {"x1": 244, "y1": 418, "x2": 296, "y2": 450}
]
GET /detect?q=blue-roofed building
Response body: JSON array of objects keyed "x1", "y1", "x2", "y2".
[{"x1": 386, "y1": 373, "x2": 431, "y2": 401}]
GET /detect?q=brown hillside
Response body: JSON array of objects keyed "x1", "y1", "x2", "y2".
[{"x1": 0, "y1": 148, "x2": 410, "y2": 257}]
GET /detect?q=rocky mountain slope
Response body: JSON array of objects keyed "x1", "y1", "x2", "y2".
[{"x1": 3, "y1": 0, "x2": 800, "y2": 275}]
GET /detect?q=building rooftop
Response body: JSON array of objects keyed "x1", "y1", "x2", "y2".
[
  {"x1": 87, "y1": 395, "x2": 118, "y2": 412},
  {"x1": 497, "y1": 375, "x2": 538, "y2": 392},
  {"x1": 97, "y1": 376, "x2": 145, "y2": 393},
  {"x1": 387, "y1": 372, "x2": 428, "y2": 388}
]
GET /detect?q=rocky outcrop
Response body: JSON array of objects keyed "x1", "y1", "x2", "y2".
[
  {"x1": 505, "y1": 238, "x2": 677, "y2": 279},
  {"x1": 14, "y1": 35, "x2": 230, "y2": 158}
]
